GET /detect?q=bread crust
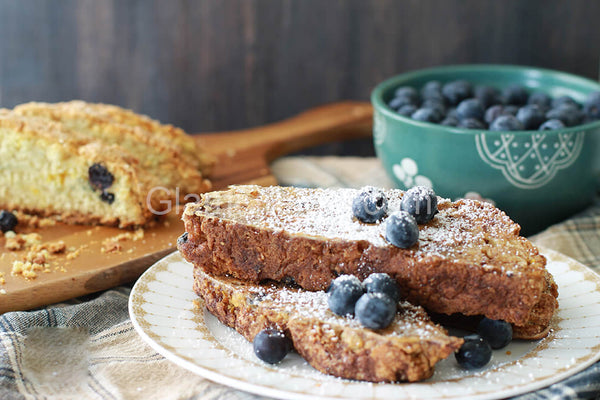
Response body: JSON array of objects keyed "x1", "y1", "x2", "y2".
[
  {"x1": 180, "y1": 185, "x2": 558, "y2": 337},
  {"x1": 193, "y1": 265, "x2": 463, "y2": 382},
  {"x1": 70, "y1": 101, "x2": 215, "y2": 174}
]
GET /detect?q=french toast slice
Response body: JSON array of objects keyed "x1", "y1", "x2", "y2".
[
  {"x1": 12, "y1": 101, "x2": 211, "y2": 197},
  {"x1": 179, "y1": 185, "x2": 558, "y2": 339},
  {"x1": 0, "y1": 113, "x2": 170, "y2": 227},
  {"x1": 193, "y1": 264, "x2": 463, "y2": 382}
]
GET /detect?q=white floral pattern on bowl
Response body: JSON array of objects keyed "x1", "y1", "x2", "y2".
[
  {"x1": 475, "y1": 131, "x2": 585, "y2": 189},
  {"x1": 392, "y1": 158, "x2": 433, "y2": 189}
]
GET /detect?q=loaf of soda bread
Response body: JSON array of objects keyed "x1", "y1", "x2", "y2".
[
  {"x1": 12, "y1": 101, "x2": 212, "y2": 196},
  {"x1": 193, "y1": 264, "x2": 463, "y2": 382},
  {"x1": 179, "y1": 185, "x2": 558, "y2": 339},
  {"x1": 0, "y1": 113, "x2": 172, "y2": 227},
  {"x1": 0, "y1": 101, "x2": 212, "y2": 227}
]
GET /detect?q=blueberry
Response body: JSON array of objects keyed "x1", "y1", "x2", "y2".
[
  {"x1": 422, "y1": 90, "x2": 446, "y2": 104},
  {"x1": 484, "y1": 105, "x2": 505, "y2": 125},
  {"x1": 397, "y1": 104, "x2": 418, "y2": 117},
  {"x1": 442, "y1": 80, "x2": 473, "y2": 106},
  {"x1": 456, "y1": 98, "x2": 484, "y2": 121},
  {"x1": 385, "y1": 211, "x2": 419, "y2": 249},
  {"x1": 503, "y1": 85, "x2": 529, "y2": 105},
  {"x1": 446, "y1": 108, "x2": 459, "y2": 120},
  {"x1": 502, "y1": 105, "x2": 519, "y2": 116},
  {"x1": 421, "y1": 98, "x2": 447, "y2": 114},
  {"x1": 552, "y1": 95, "x2": 579, "y2": 109},
  {"x1": 328, "y1": 275, "x2": 364, "y2": 316},
  {"x1": 328, "y1": 274, "x2": 363, "y2": 294},
  {"x1": 0, "y1": 210, "x2": 18, "y2": 233},
  {"x1": 539, "y1": 119, "x2": 566, "y2": 130},
  {"x1": 477, "y1": 318, "x2": 513, "y2": 349},
  {"x1": 355, "y1": 292, "x2": 397, "y2": 330},
  {"x1": 421, "y1": 81, "x2": 443, "y2": 99},
  {"x1": 352, "y1": 186, "x2": 388, "y2": 223},
  {"x1": 458, "y1": 118, "x2": 486, "y2": 130},
  {"x1": 583, "y1": 91, "x2": 600, "y2": 120},
  {"x1": 389, "y1": 95, "x2": 416, "y2": 110},
  {"x1": 401, "y1": 186, "x2": 438, "y2": 224},
  {"x1": 516, "y1": 104, "x2": 545, "y2": 130},
  {"x1": 89, "y1": 163, "x2": 114, "y2": 191},
  {"x1": 528, "y1": 92, "x2": 552, "y2": 110},
  {"x1": 363, "y1": 273, "x2": 401, "y2": 302},
  {"x1": 177, "y1": 232, "x2": 188, "y2": 246},
  {"x1": 253, "y1": 329, "x2": 292, "y2": 364},
  {"x1": 546, "y1": 105, "x2": 583, "y2": 127},
  {"x1": 411, "y1": 107, "x2": 443, "y2": 123},
  {"x1": 100, "y1": 191, "x2": 115, "y2": 204},
  {"x1": 394, "y1": 86, "x2": 419, "y2": 103},
  {"x1": 441, "y1": 116, "x2": 459, "y2": 127},
  {"x1": 474, "y1": 85, "x2": 501, "y2": 108},
  {"x1": 490, "y1": 115, "x2": 524, "y2": 131},
  {"x1": 455, "y1": 334, "x2": 492, "y2": 369}
]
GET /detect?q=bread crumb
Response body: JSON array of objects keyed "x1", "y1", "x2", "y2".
[
  {"x1": 102, "y1": 241, "x2": 122, "y2": 254},
  {"x1": 10, "y1": 240, "x2": 67, "y2": 280},
  {"x1": 101, "y1": 229, "x2": 144, "y2": 253},
  {"x1": 66, "y1": 245, "x2": 85, "y2": 260},
  {"x1": 192, "y1": 299, "x2": 202, "y2": 310},
  {"x1": 26, "y1": 240, "x2": 66, "y2": 259},
  {"x1": 11, "y1": 260, "x2": 47, "y2": 279},
  {"x1": 5, "y1": 233, "x2": 42, "y2": 251},
  {"x1": 41, "y1": 240, "x2": 66, "y2": 254}
]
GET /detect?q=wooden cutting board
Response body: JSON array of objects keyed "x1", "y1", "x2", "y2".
[{"x1": 0, "y1": 101, "x2": 373, "y2": 313}]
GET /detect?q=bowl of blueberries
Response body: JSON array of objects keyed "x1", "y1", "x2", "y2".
[{"x1": 371, "y1": 64, "x2": 600, "y2": 234}]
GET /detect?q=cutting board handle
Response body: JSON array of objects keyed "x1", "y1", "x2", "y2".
[{"x1": 195, "y1": 101, "x2": 373, "y2": 159}]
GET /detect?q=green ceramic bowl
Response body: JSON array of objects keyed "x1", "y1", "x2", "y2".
[{"x1": 371, "y1": 65, "x2": 600, "y2": 235}]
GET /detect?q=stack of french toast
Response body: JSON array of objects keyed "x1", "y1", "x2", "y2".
[{"x1": 178, "y1": 185, "x2": 558, "y2": 382}]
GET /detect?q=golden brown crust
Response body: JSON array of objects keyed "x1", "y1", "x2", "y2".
[
  {"x1": 74, "y1": 101, "x2": 215, "y2": 174},
  {"x1": 512, "y1": 271, "x2": 558, "y2": 339},
  {"x1": 193, "y1": 265, "x2": 463, "y2": 382},
  {"x1": 179, "y1": 185, "x2": 558, "y2": 337}
]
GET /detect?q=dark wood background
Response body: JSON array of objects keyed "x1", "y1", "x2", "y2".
[{"x1": 1, "y1": 0, "x2": 599, "y2": 155}]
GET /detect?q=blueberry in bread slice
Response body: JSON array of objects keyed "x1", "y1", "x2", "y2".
[
  {"x1": 193, "y1": 264, "x2": 463, "y2": 382},
  {"x1": 11, "y1": 101, "x2": 211, "y2": 197},
  {"x1": 0, "y1": 112, "x2": 170, "y2": 227},
  {"x1": 179, "y1": 185, "x2": 558, "y2": 339}
]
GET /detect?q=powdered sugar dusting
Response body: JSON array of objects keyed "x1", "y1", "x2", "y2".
[
  {"x1": 190, "y1": 185, "x2": 524, "y2": 272},
  {"x1": 237, "y1": 277, "x2": 450, "y2": 339}
]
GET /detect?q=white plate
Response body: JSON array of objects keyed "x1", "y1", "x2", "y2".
[{"x1": 129, "y1": 248, "x2": 600, "y2": 400}]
